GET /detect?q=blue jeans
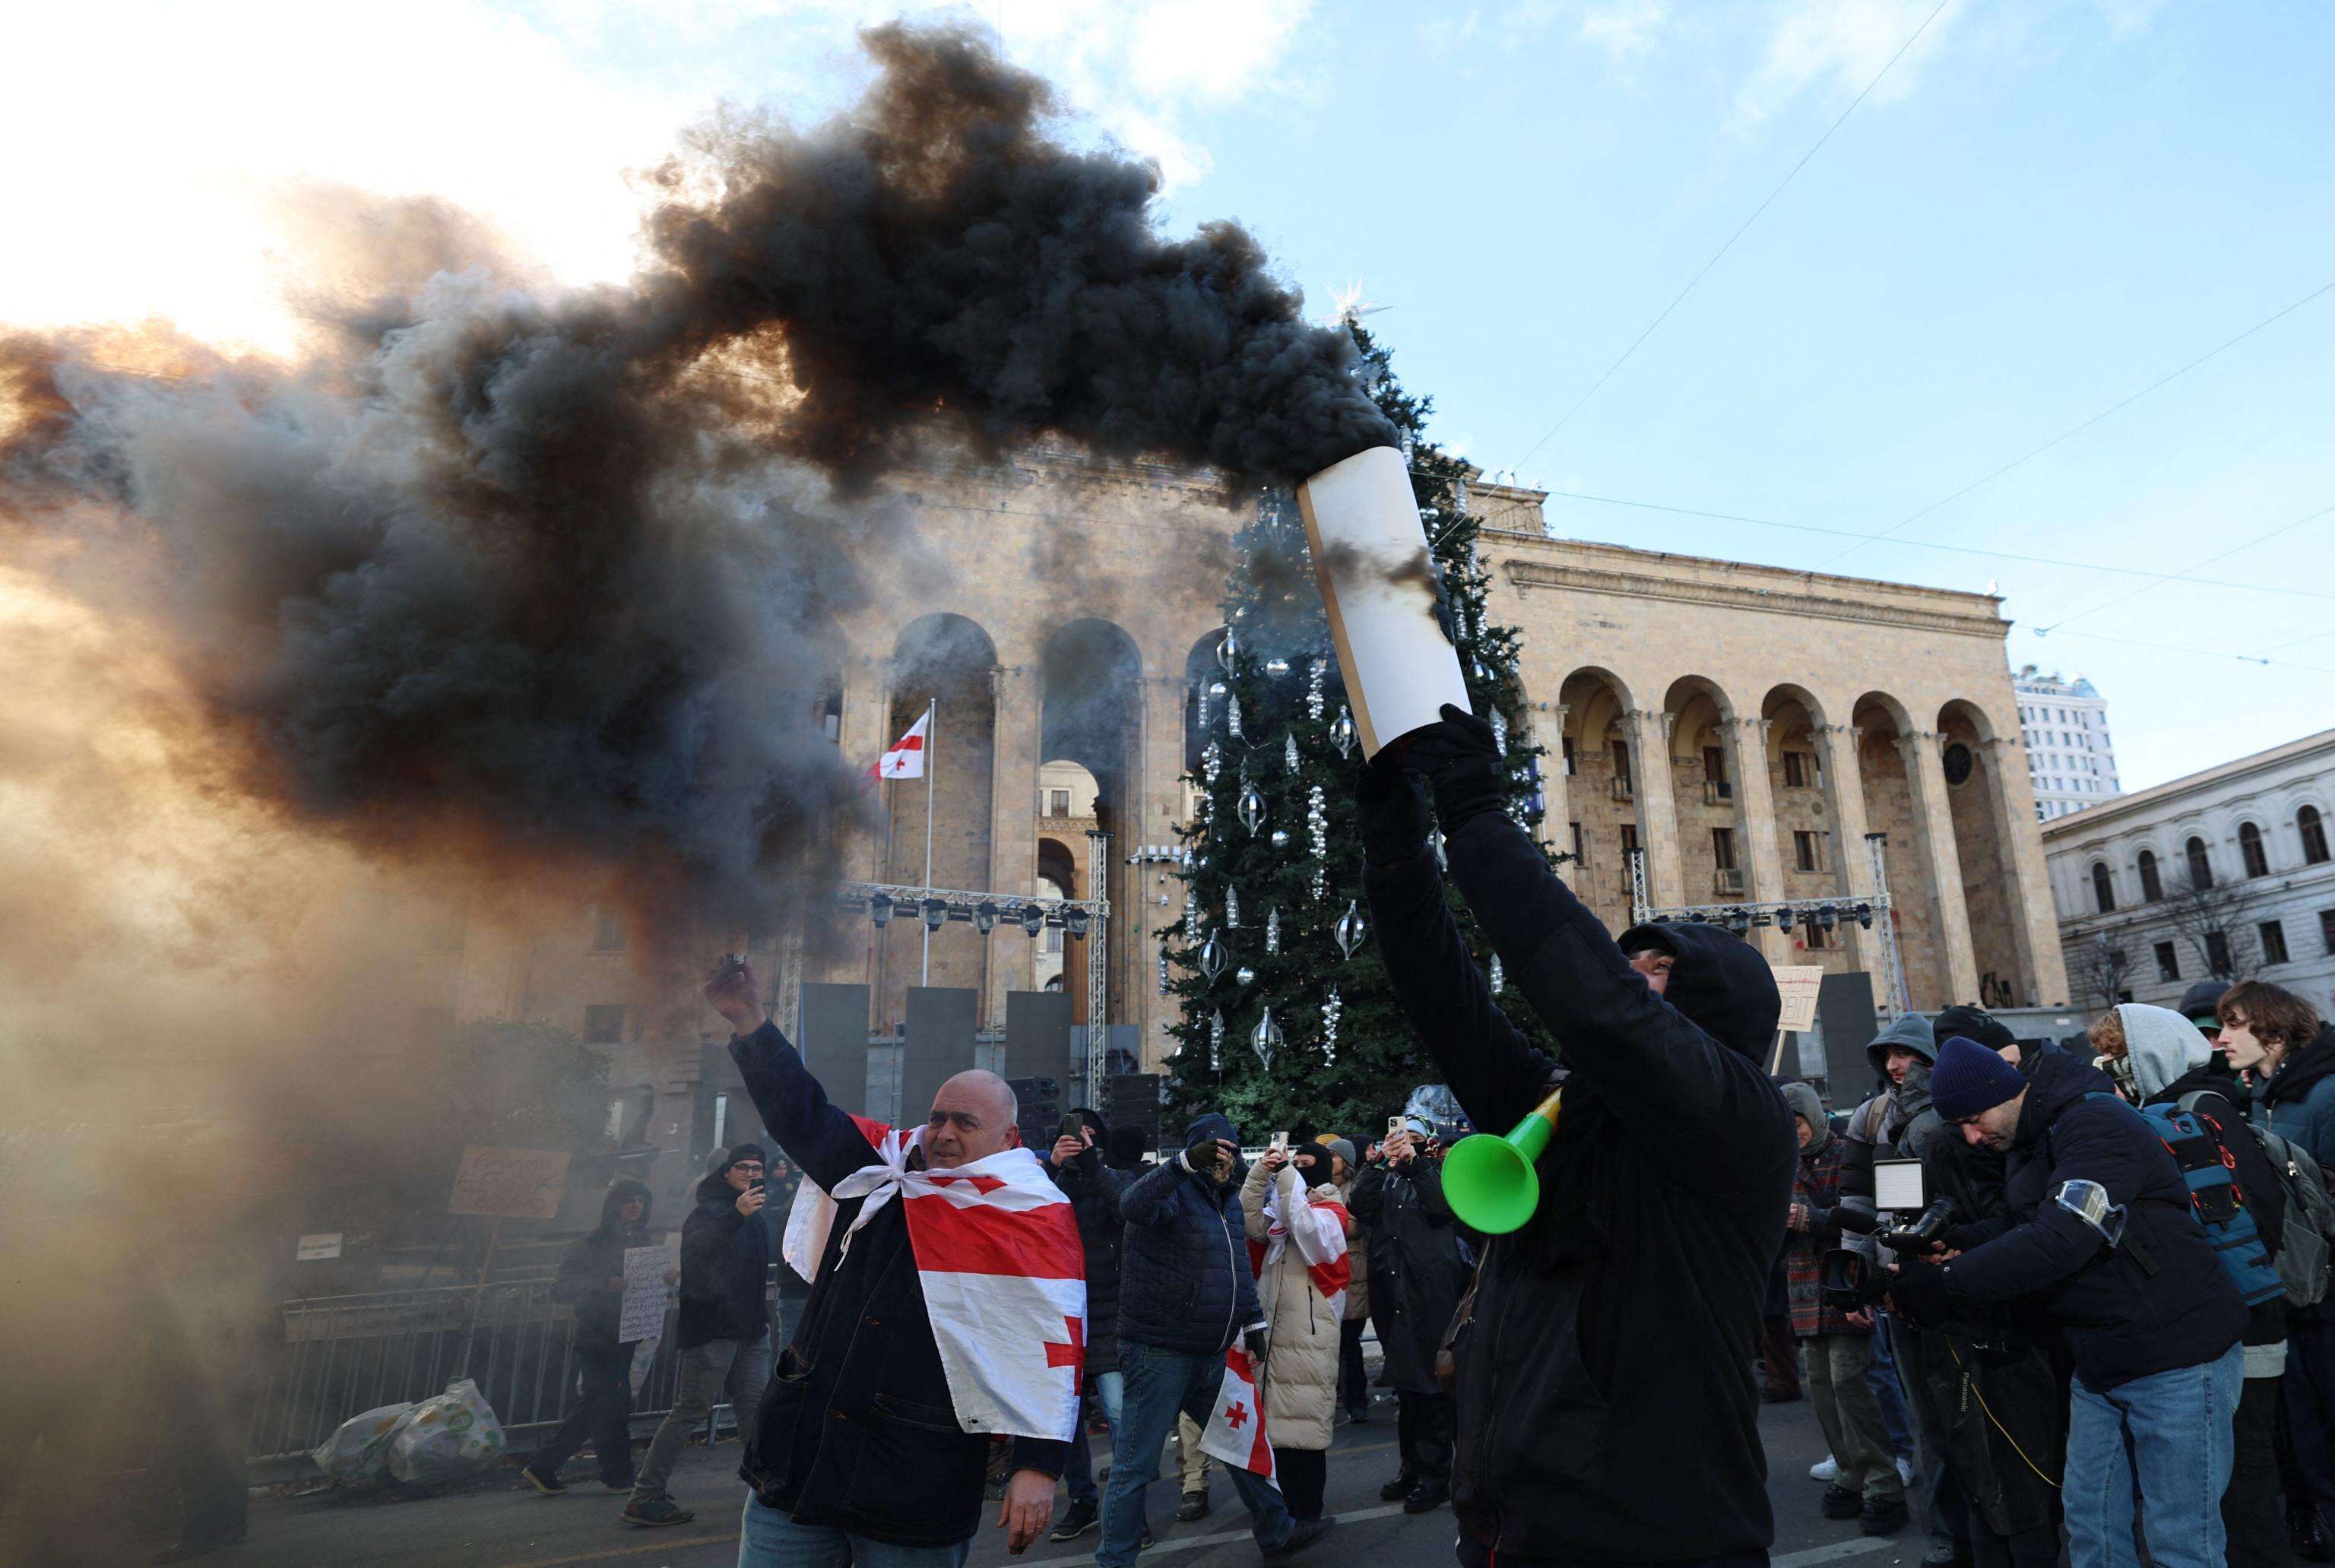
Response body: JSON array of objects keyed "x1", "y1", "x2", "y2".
[
  {"x1": 1867, "y1": 1312, "x2": 1917, "y2": 1461},
  {"x1": 1061, "y1": 1371, "x2": 1126, "y2": 1506},
  {"x1": 2066, "y1": 1343, "x2": 2244, "y2": 1568},
  {"x1": 739, "y1": 1494, "x2": 970, "y2": 1568},
  {"x1": 1101, "y1": 1343, "x2": 1291, "y2": 1568}
]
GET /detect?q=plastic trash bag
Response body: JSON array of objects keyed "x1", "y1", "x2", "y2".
[
  {"x1": 1404, "y1": 1084, "x2": 1471, "y2": 1143},
  {"x1": 311, "y1": 1400, "x2": 417, "y2": 1490},
  {"x1": 388, "y1": 1378, "x2": 506, "y2": 1484}
]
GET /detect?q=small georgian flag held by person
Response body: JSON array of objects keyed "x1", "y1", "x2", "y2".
[{"x1": 1200, "y1": 1345, "x2": 1279, "y2": 1487}]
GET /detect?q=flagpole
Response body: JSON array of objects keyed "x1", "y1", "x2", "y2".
[{"x1": 920, "y1": 697, "x2": 937, "y2": 986}]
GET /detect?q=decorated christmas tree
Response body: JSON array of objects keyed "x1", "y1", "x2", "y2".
[{"x1": 1160, "y1": 327, "x2": 1564, "y2": 1134}]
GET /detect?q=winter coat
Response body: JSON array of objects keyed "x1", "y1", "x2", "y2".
[
  {"x1": 1116, "y1": 1113, "x2": 1265, "y2": 1358},
  {"x1": 2118, "y1": 1003, "x2": 2287, "y2": 1354},
  {"x1": 1364, "y1": 808, "x2": 1795, "y2": 1566},
  {"x1": 1350, "y1": 1154, "x2": 1472, "y2": 1395},
  {"x1": 2257, "y1": 1025, "x2": 2335, "y2": 1324},
  {"x1": 1786, "y1": 1123, "x2": 1861, "y2": 1338},
  {"x1": 726, "y1": 1021, "x2": 1065, "y2": 1547},
  {"x1": 678, "y1": 1162, "x2": 771, "y2": 1350},
  {"x1": 1044, "y1": 1109, "x2": 1126, "y2": 1378},
  {"x1": 1334, "y1": 1169, "x2": 1371, "y2": 1323},
  {"x1": 552, "y1": 1180, "x2": 653, "y2": 1348},
  {"x1": 1240, "y1": 1160, "x2": 1352, "y2": 1450},
  {"x1": 1941, "y1": 1045, "x2": 2247, "y2": 1389}
]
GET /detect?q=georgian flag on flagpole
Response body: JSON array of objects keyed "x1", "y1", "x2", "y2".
[
  {"x1": 871, "y1": 711, "x2": 930, "y2": 779},
  {"x1": 1201, "y1": 1345, "x2": 1278, "y2": 1487},
  {"x1": 781, "y1": 1116, "x2": 1087, "y2": 1442}
]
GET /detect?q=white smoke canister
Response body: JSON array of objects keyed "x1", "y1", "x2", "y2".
[{"x1": 1295, "y1": 444, "x2": 1473, "y2": 759}]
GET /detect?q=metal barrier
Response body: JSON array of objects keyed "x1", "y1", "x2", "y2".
[{"x1": 247, "y1": 1272, "x2": 789, "y2": 1467}]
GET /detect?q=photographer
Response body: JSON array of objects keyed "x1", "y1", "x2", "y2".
[
  {"x1": 1889, "y1": 1037, "x2": 2247, "y2": 1568},
  {"x1": 1040, "y1": 1109, "x2": 1126, "y2": 1543},
  {"x1": 1358, "y1": 711, "x2": 1795, "y2": 1568},
  {"x1": 1350, "y1": 1118, "x2": 1471, "y2": 1514},
  {"x1": 624, "y1": 1145, "x2": 772, "y2": 1528},
  {"x1": 1241, "y1": 1137, "x2": 1354, "y2": 1523}
]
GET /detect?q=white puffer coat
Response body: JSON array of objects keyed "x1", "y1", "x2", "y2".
[{"x1": 1240, "y1": 1159, "x2": 1353, "y2": 1452}]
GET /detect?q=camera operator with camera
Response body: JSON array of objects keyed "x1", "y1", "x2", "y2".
[
  {"x1": 1357, "y1": 713, "x2": 1795, "y2": 1568},
  {"x1": 1884, "y1": 1036, "x2": 2247, "y2": 1568}
]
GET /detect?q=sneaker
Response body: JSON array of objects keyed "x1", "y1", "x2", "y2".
[
  {"x1": 1896, "y1": 1456, "x2": 1915, "y2": 1487},
  {"x1": 1860, "y1": 1497, "x2": 1911, "y2": 1537},
  {"x1": 620, "y1": 1497, "x2": 695, "y2": 1528},
  {"x1": 1808, "y1": 1455, "x2": 1839, "y2": 1483},
  {"x1": 1141, "y1": 1525, "x2": 1155, "y2": 1550},
  {"x1": 1821, "y1": 1484, "x2": 1863, "y2": 1520},
  {"x1": 1379, "y1": 1473, "x2": 1418, "y2": 1502},
  {"x1": 1050, "y1": 1498, "x2": 1101, "y2": 1541},
  {"x1": 1402, "y1": 1480, "x2": 1449, "y2": 1514},
  {"x1": 1177, "y1": 1490, "x2": 1210, "y2": 1522},
  {"x1": 1920, "y1": 1544, "x2": 1969, "y2": 1568},
  {"x1": 1263, "y1": 1517, "x2": 1335, "y2": 1559},
  {"x1": 521, "y1": 1464, "x2": 567, "y2": 1496}
]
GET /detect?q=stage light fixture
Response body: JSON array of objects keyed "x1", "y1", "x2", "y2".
[
  {"x1": 1778, "y1": 908, "x2": 1796, "y2": 932},
  {"x1": 1019, "y1": 904, "x2": 1046, "y2": 938},
  {"x1": 923, "y1": 898, "x2": 949, "y2": 932},
  {"x1": 974, "y1": 900, "x2": 999, "y2": 934},
  {"x1": 1065, "y1": 908, "x2": 1091, "y2": 940},
  {"x1": 870, "y1": 892, "x2": 893, "y2": 927},
  {"x1": 1855, "y1": 904, "x2": 1876, "y2": 930},
  {"x1": 1817, "y1": 905, "x2": 1838, "y2": 932}
]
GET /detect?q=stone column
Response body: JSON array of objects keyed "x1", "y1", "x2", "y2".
[
  {"x1": 1730, "y1": 716, "x2": 1788, "y2": 964},
  {"x1": 1627, "y1": 707, "x2": 1684, "y2": 910},
  {"x1": 837, "y1": 652, "x2": 892, "y2": 883},
  {"x1": 983, "y1": 658, "x2": 1042, "y2": 1030},
  {"x1": 1534, "y1": 701, "x2": 1570, "y2": 856},
  {"x1": 1899, "y1": 731, "x2": 1982, "y2": 1005},
  {"x1": 1986, "y1": 736, "x2": 2071, "y2": 1006},
  {"x1": 1817, "y1": 724, "x2": 1880, "y2": 975}
]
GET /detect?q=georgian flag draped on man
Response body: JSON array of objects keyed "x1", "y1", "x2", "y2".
[{"x1": 785, "y1": 1114, "x2": 1087, "y2": 1440}]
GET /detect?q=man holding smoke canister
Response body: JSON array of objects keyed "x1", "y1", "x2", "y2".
[{"x1": 1355, "y1": 707, "x2": 1796, "y2": 1568}]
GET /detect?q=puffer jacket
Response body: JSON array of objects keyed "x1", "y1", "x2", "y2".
[
  {"x1": 727, "y1": 1021, "x2": 1064, "y2": 1547},
  {"x1": 1241, "y1": 1160, "x2": 1351, "y2": 1450},
  {"x1": 1941, "y1": 1046, "x2": 2247, "y2": 1389},
  {"x1": 1365, "y1": 808, "x2": 1794, "y2": 1566},
  {"x1": 551, "y1": 1180, "x2": 653, "y2": 1347},
  {"x1": 2258, "y1": 1025, "x2": 2335, "y2": 1325},
  {"x1": 1044, "y1": 1108, "x2": 1126, "y2": 1377},
  {"x1": 1117, "y1": 1113, "x2": 1265, "y2": 1357}
]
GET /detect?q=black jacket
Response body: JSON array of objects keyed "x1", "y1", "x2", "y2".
[
  {"x1": 1044, "y1": 1108, "x2": 1126, "y2": 1377},
  {"x1": 1364, "y1": 809, "x2": 1795, "y2": 1565},
  {"x1": 679, "y1": 1163, "x2": 771, "y2": 1351},
  {"x1": 728, "y1": 1021, "x2": 1064, "y2": 1547},
  {"x1": 552, "y1": 1180, "x2": 653, "y2": 1348},
  {"x1": 1349, "y1": 1155, "x2": 1472, "y2": 1395},
  {"x1": 1943, "y1": 1047, "x2": 2247, "y2": 1389},
  {"x1": 1117, "y1": 1113, "x2": 1265, "y2": 1358}
]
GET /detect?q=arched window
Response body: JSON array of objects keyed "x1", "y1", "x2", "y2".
[
  {"x1": 2240, "y1": 821, "x2": 2270, "y2": 879},
  {"x1": 2186, "y1": 836, "x2": 2214, "y2": 889},
  {"x1": 2091, "y1": 863, "x2": 2116, "y2": 914},
  {"x1": 2137, "y1": 849, "x2": 2162, "y2": 902},
  {"x1": 2302, "y1": 806, "x2": 2330, "y2": 866}
]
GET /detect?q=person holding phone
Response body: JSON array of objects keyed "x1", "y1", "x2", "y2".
[
  {"x1": 1241, "y1": 1136, "x2": 1355, "y2": 1523},
  {"x1": 1039, "y1": 1107, "x2": 1133, "y2": 1544},
  {"x1": 1351, "y1": 1117, "x2": 1470, "y2": 1514}
]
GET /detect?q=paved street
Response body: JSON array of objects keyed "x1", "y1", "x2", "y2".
[{"x1": 207, "y1": 1391, "x2": 1931, "y2": 1568}]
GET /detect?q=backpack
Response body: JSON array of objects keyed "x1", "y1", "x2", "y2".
[
  {"x1": 2184, "y1": 1091, "x2": 2335, "y2": 1307},
  {"x1": 2132, "y1": 1099, "x2": 2285, "y2": 1308}
]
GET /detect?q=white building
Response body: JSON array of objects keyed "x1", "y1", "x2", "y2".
[
  {"x1": 2042, "y1": 727, "x2": 2335, "y2": 1017},
  {"x1": 2014, "y1": 667, "x2": 2121, "y2": 822}
]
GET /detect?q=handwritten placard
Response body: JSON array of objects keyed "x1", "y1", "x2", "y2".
[
  {"x1": 296, "y1": 1232, "x2": 344, "y2": 1261},
  {"x1": 618, "y1": 1245, "x2": 672, "y2": 1344},
  {"x1": 1771, "y1": 965, "x2": 1824, "y2": 1034},
  {"x1": 448, "y1": 1145, "x2": 571, "y2": 1220}
]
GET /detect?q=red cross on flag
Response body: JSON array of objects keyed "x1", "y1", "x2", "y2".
[
  {"x1": 872, "y1": 710, "x2": 930, "y2": 779},
  {"x1": 1200, "y1": 1345, "x2": 1278, "y2": 1488}
]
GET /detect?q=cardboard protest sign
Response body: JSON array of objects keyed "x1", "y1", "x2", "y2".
[{"x1": 448, "y1": 1145, "x2": 571, "y2": 1220}]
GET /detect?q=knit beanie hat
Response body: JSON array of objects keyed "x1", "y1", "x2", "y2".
[
  {"x1": 1320, "y1": 1137, "x2": 1358, "y2": 1172},
  {"x1": 716, "y1": 1142, "x2": 768, "y2": 1176},
  {"x1": 1930, "y1": 1036, "x2": 2028, "y2": 1121},
  {"x1": 1932, "y1": 1004, "x2": 2016, "y2": 1053}
]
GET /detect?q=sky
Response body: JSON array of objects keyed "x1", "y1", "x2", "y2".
[{"x1": 5, "y1": 0, "x2": 2331, "y2": 794}]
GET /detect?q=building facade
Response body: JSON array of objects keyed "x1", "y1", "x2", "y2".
[
  {"x1": 398, "y1": 453, "x2": 2070, "y2": 1176},
  {"x1": 2014, "y1": 666, "x2": 2121, "y2": 822},
  {"x1": 2042, "y1": 727, "x2": 2335, "y2": 1016}
]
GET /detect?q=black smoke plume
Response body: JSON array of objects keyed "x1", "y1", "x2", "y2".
[{"x1": 0, "y1": 22, "x2": 1392, "y2": 930}]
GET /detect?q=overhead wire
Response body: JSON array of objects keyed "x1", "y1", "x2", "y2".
[
  {"x1": 1514, "y1": 0, "x2": 1953, "y2": 469},
  {"x1": 1815, "y1": 274, "x2": 2335, "y2": 569},
  {"x1": 2033, "y1": 500, "x2": 2335, "y2": 634}
]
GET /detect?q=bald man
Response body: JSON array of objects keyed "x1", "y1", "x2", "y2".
[{"x1": 705, "y1": 962, "x2": 1066, "y2": 1568}]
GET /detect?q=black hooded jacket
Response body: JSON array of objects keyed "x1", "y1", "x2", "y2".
[
  {"x1": 1350, "y1": 1151, "x2": 1472, "y2": 1395},
  {"x1": 1043, "y1": 1107, "x2": 1126, "y2": 1377},
  {"x1": 679, "y1": 1161, "x2": 771, "y2": 1351},
  {"x1": 1364, "y1": 808, "x2": 1794, "y2": 1566},
  {"x1": 1116, "y1": 1113, "x2": 1265, "y2": 1359},
  {"x1": 553, "y1": 1180, "x2": 653, "y2": 1347},
  {"x1": 1941, "y1": 1047, "x2": 2247, "y2": 1389}
]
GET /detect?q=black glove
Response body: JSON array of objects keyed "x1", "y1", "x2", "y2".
[
  {"x1": 1886, "y1": 1257, "x2": 1954, "y2": 1326},
  {"x1": 1243, "y1": 1326, "x2": 1269, "y2": 1364},
  {"x1": 1352, "y1": 752, "x2": 1431, "y2": 867},
  {"x1": 1401, "y1": 705, "x2": 1507, "y2": 832}
]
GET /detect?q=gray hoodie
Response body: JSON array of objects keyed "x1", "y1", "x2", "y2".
[{"x1": 2117, "y1": 1003, "x2": 2213, "y2": 1101}]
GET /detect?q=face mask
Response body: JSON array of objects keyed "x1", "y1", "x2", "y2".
[{"x1": 2102, "y1": 1053, "x2": 2140, "y2": 1101}]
